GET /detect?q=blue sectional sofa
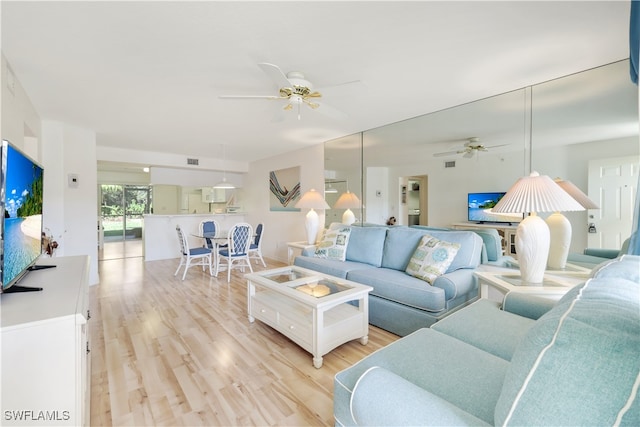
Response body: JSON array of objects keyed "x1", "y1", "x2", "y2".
[
  {"x1": 334, "y1": 254, "x2": 640, "y2": 426},
  {"x1": 294, "y1": 225, "x2": 483, "y2": 336}
]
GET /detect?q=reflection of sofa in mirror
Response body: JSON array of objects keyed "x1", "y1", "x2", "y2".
[
  {"x1": 293, "y1": 225, "x2": 483, "y2": 336},
  {"x1": 567, "y1": 237, "x2": 631, "y2": 268}
]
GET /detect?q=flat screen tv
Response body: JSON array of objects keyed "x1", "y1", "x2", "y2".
[
  {"x1": 0, "y1": 139, "x2": 48, "y2": 293},
  {"x1": 467, "y1": 192, "x2": 523, "y2": 224}
]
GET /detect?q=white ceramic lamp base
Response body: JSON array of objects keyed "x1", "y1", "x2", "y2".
[
  {"x1": 515, "y1": 214, "x2": 550, "y2": 284},
  {"x1": 546, "y1": 212, "x2": 571, "y2": 269},
  {"x1": 305, "y1": 208, "x2": 319, "y2": 245},
  {"x1": 342, "y1": 209, "x2": 356, "y2": 225}
]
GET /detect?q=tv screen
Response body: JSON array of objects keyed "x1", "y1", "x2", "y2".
[
  {"x1": 468, "y1": 192, "x2": 523, "y2": 224},
  {"x1": 1, "y1": 140, "x2": 44, "y2": 292}
]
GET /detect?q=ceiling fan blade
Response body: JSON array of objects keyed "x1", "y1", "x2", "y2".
[
  {"x1": 313, "y1": 101, "x2": 348, "y2": 120},
  {"x1": 306, "y1": 91, "x2": 322, "y2": 98},
  {"x1": 258, "y1": 63, "x2": 292, "y2": 89},
  {"x1": 483, "y1": 143, "x2": 510, "y2": 149},
  {"x1": 219, "y1": 95, "x2": 283, "y2": 100},
  {"x1": 316, "y1": 80, "x2": 366, "y2": 98},
  {"x1": 463, "y1": 151, "x2": 475, "y2": 158},
  {"x1": 433, "y1": 150, "x2": 460, "y2": 157}
]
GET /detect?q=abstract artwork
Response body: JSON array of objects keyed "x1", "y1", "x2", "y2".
[{"x1": 270, "y1": 166, "x2": 301, "y2": 211}]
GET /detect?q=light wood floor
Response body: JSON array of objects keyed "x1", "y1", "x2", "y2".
[{"x1": 90, "y1": 251, "x2": 399, "y2": 426}]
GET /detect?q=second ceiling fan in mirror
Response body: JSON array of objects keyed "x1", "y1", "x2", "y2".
[
  {"x1": 219, "y1": 63, "x2": 362, "y2": 121},
  {"x1": 433, "y1": 137, "x2": 509, "y2": 158}
]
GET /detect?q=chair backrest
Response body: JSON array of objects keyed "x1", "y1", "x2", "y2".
[
  {"x1": 227, "y1": 223, "x2": 253, "y2": 256},
  {"x1": 254, "y1": 223, "x2": 264, "y2": 247},
  {"x1": 176, "y1": 225, "x2": 188, "y2": 255},
  {"x1": 199, "y1": 220, "x2": 219, "y2": 249}
]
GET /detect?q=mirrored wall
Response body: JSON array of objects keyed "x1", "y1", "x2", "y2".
[{"x1": 325, "y1": 59, "x2": 639, "y2": 251}]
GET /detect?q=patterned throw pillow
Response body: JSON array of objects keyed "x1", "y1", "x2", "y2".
[
  {"x1": 405, "y1": 234, "x2": 461, "y2": 284},
  {"x1": 315, "y1": 226, "x2": 352, "y2": 261}
]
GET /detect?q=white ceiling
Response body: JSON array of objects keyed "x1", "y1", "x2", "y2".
[{"x1": 0, "y1": 1, "x2": 632, "y2": 169}]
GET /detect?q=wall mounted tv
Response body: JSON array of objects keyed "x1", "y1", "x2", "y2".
[
  {"x1": 0, "y1": 139, "x2": 49, "y2": 293},
  {"x1": 467, "y1": 192, "x2": 524, "y2": 224}
]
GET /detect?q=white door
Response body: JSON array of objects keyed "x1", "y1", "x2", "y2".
[{"x1": 587, "y1": 156, "x2": 639, "y2": 249}]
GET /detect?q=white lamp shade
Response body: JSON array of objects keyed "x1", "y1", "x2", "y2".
[
  {"x1": 554, "y1": 178, "x2": 599, "y2": 209},
  {"x1": 213, "y1": 179, "x2": 235, "y2": 189},
  {"x1": 295, "y1": 189, "x2": 330, "y2": 210},
  {"x1": 334, "y1": 191, "x2": 361, "y2": 209},
  {"x1": 334, "y1": 191, "x2": 360, "y2": 225},
  {"x1": 492, "y1": 172, "x2": 584, "y2": 214}
]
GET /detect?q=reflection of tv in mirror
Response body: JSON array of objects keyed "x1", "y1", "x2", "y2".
[
  {"x1": 467, "y1": 192, "x2": 523, "y2": 224},
  {"x1": 1, "y1": 139, "x2": 47, "y2": 293}
]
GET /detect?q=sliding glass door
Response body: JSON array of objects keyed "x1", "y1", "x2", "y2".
[{"x1": 100, "y1": 184, "x2": 151, "y2": 242}]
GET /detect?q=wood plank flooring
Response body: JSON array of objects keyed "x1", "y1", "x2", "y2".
[{"x1": 90, "y1": 251, "x2": 398, "y2": 426}]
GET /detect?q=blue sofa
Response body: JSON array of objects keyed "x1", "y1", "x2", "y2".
[
  {"x1": 294, "y1": 225, "x2": 483, "y2": 336},
  {"x1": 568, "y1": 237, "x2": 630, "y2": 268},
  {"x1": 334, "y1": 254, "x2": 640, "y2": 426}
]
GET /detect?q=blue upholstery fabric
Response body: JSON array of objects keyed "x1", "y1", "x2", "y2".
[
  {"x1": 432, "y1": 299, "x2": 535, "y2": 361},
  {"x1": 351, "y1": 367, "x2": 491, "y2": 426},
  {"x1": 189, "y1": 247, "x2": 211, "y2": 256},
  {"x1": 334, "y1": 328, "x2": 509, "y2": 426},
  {"x1": 382, "y1": 227, "x2": 482, "y2": 272},
  {"x1": 345, "y1": 226, "x2": 387, "y2": 267},
  {"x1": 495, "y1": 258, "x2": 640, "y2": 426},
  {"x1": 347, "y1": 267, "x2": 447, "y2": 312},
  {"x1": 293, "y1": 256, "x2": 375, "y2": 279}
]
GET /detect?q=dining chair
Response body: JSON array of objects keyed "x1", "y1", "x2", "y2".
[
  {"x1": 248, "y1": 223, "x2": 266, "y2": 267},
  {"x1": 175, "y1": 225, "x2": 213, "y2": 280},
  {"x1": 199, "y1": 219, "x2": 220, "y2": 250},
  {"x1": 215, "y1": 222, "x2": 253, "y2": 282}
]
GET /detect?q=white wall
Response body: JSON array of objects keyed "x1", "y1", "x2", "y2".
[
  {"x1": 246, "y1": 144, "x2": 325, "y2": 263},
  {"x1": 42, "y1": 121, "x2": 99, "y2": 285}
]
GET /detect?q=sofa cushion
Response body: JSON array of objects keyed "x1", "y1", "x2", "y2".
[
  {"x1": 405, "y1": 234, "x2": 461, "y2": 284},
  {"x1": 293, "y1": 257, "x2": 375, "y2": 279},
  {"x1": 347, "y1": 268, "x2": 446, "y2": 312},
  {"x1": 334, "y1": 328, "x2": 509, "y2": 426},
  {"x1": 494, "y1": 271, "x2": 640, "y2": 426},
  {"x1": 432, "y1": 299, "x2": 535, "y2": 361},
  {"x1": 382, "y1": 227, "x2": 482, "y2": 272},
  {"x1": 314, "y1": 225, "x2": 351, "y2": 261},
  {"x1": 345, "y1": 225, "x2": 387, "y2": 267}
]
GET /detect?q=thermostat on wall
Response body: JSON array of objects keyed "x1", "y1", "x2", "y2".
[{"x1": 68, "y1": 173, "x2": 79, "y2": 188}]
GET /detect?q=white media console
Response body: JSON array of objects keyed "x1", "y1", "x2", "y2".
[
  {"x1": 1, "y1": 255, "x2": 90, "y2": 426},
  {"x1": 451, "y1": 222, "x2": 519, "y2": 259}
]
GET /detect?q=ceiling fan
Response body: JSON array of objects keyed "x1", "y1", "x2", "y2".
[
  {"x1": 219, "y1": 63, "x2": 357, "y2": 120},
  {"x1": 433, "y1": 137, "x2": 509, "y2": 158}
]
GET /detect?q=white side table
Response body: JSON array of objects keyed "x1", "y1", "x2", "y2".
[
  {"x1": 287, "y1": 241, "x2": 316, "y2": 265},
  {"x1": 475, "y1": 270, "x2": 584, "y2": 302}
]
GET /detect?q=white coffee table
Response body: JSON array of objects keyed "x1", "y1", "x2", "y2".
[
  {"x1": 475, "y1": 270, "x2": 585, "y2": 301},
  {"x1": 246, "y1": 266, "x2": 372, "y2": 368}
]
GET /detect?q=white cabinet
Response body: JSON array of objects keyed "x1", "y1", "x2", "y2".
[
  {"x1": 201, "y1": 187, "x2": 227, "y2": 203},
  {"x1": 1, "y1": 256, "x2": 91, "y2": 426},
  {"x1": 451, "y1": 222, "x2": 519, "y2": 259}
]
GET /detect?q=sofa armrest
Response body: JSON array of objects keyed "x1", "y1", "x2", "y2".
[
  {"x1": 350, "y1": 367, "x2": 490, "y2": 426},
  {"x1": 502, "y1": 292, "x2": 556, "y2": 320},
  {"x1": 583, "y1": 248, "x2": 619, "y2": 259},
  {"x1": 432, "y1": 268, "x2": 476, "y2": 300}
]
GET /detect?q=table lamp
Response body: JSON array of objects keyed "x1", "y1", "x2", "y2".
[
  {"x1": 492, "y1": 171, "x2": 583, "y2": 283},
  {"x1": 546, "y1": 178, "x2": 599, "y2": 269},
  {"x1": 295, "y1": 189, "x2": 330, "y2": 244},
  {"x1": 333, "y1": 191, "x2": 361, "y2": 225}
]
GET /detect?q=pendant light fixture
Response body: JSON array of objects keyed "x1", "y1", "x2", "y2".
[{"x1": 214, "y1": 144, "x2": 235, "y2": 189}]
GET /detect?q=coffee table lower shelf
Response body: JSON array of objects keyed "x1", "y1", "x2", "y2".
[{"x1": 247, "y1": 270, "x2": 371, "y2": 369}]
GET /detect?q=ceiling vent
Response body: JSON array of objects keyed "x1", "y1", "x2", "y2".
[
  {"x1": 187, "y1": 158, "x2": 199, "y2": 166},
  {"x1": 444, "y1": 160, "x2": 456, "y2": 168}
]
